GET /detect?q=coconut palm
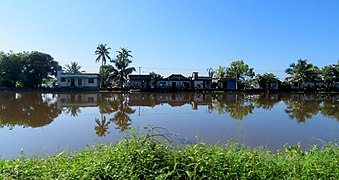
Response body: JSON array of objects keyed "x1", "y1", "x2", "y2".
[
  {"x1": 109, "y1": 48, "x2": 136, "y2": 89},
  {"x1": 214, "y1": 66, "x2": 226, "y2": 78},
  {"x1": 95, "y1": 44, "x2": 111, "y2": 66},
  {"x1": 285, "y1": 59, "x2": 320, "y2": 83},
  {"x1": 206, "y1": 67, "x2": 214, "y2": 78},
  {"x1": 64, "y1": 62, "x2": 84, "y2": 73},
  {"x1": 226, "y1": 60, "x2": 255, "y2": 89}
]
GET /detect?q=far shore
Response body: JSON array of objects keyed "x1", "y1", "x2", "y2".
[{"x1": 1, "y1": 87, "x2": 339, "y2": 94}]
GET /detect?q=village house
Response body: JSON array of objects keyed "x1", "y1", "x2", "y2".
[
  {"x1": 213, "y1": 78, "x2": 236, "y2": 90},
  {"x1": 157, "y1": 74, "x2": 191, "y2": 90},
  {"x1": 128, "y1": 75, "x2": 152, "y2": 89},
  {"x1": 57, "y1": 66, "x2": 100, "y2": 88},
  {"x1": 291, "y1": 80, "x2": 325, "y2": 90},
  {"x1": 190, "y1": 72, "x2": 212, "y2": 89}
]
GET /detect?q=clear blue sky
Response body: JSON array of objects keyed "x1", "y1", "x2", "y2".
[{"x1": 1, "y1": 0, "x2": 338, "y2": 80}]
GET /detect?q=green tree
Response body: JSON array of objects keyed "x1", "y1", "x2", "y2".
[
  {"x1": 149, "y1": 72, "x2": 163, "y2": 89},
  {"x1": 99, "y1": 65, "x2": 115, "y2": 87},
  {"x1": 64, "y1": 62, "x2": 85, "y2": 73},
  {"x1": 226, "y1": 60, "x2": 255, "y2": 89},
  {"x1": 22, "y1": 51, "x2": 58, "y2": 87},
  {"x1": 321, "y1": 64, "x2": 339, "y2": 88},
  {"x1": 110, "y1": 48, "x2": 136, "y2": 89},
  {"x1": 0, "y1": 52, "x2": 28, "y2": 87},
  {"x1": 95, "y1": 44, "x2": 111, "y2": 66},
  {"x1": 285, "y1": 59, "x2": 320, "y2": 84},
  {"x1": 214, "y1": 66, "x2": 226, "y2": 78},
  {"x1": 252, "y1": 73, "x2": 280, "y2": 89}
]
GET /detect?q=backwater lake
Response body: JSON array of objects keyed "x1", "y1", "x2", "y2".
[{"x1": 0, "y1": 92, "x2": 338, "y2": 159}]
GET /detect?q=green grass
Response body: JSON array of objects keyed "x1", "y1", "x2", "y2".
[{"x1": 0, "y1": 130, "x2": 338, "y2": 179}]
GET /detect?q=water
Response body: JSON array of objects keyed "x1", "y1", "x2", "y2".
[{"x1": 0, "y1": 92, "x2": 338, "y2": 159}]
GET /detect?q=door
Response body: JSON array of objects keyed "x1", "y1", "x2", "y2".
[
  {"x1": 172, "y1": 82, "x2": 176, "y2": 89},
  {"x1": 71, "y1": 78, "x2": 75, "y2": 86}
]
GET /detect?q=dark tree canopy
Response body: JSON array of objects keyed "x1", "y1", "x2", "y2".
[{"x1": 0, "y1": 51, "x2": 57, "y2": 87}]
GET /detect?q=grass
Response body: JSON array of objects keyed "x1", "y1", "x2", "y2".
[{"x1": 0, "y1": 129, "x2": 338, "y2": 179}]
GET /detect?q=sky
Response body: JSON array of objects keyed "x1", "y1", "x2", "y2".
[{"x1": 0, "y1": 0, "x2": 338, "y2": 80}]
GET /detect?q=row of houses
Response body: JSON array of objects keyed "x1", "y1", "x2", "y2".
[
  {"x1": 129, "y1": 72, "x2": 237, "y2": 90},
  {"x1": 56, "y1": 65, "x2": 339, "y2": 90}
]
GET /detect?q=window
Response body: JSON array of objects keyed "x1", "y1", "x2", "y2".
[
  {"x1": 78, "y1": 78, "x2": 82, "y2": 85},
  {"x1": 88, "y1": 78, "x2": 94, "y2": 84},
  {"x1": 61, "y1": 77, "x2": 66, "y2": 82}
]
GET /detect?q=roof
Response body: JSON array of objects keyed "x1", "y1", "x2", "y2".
[
  {"x1": 60, "y1": 73, "x2": 100, "y2": 78},
  {"x1": 215, "y1": 78, "x2": 236, "y2": 82},
  {"x1": 166, "y1": 74, "x2": 188, "y2": 81},
  {"x1": 129, "y1": 75, "x2": 151, "y2": 80},
  {"x1": 189, "y1": 76, "x2": 212, "y2": 81}
]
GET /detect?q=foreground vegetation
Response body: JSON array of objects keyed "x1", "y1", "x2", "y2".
[{"x1": 0, "y1": 130, "x2": 338, "y2": 179}]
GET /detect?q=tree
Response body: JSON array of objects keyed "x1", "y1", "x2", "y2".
[
  {"x1": 252, "y1": 73, "x2": 280, "y2": 89},
  {"x1": 149, "y1": 72, "x2": 163, "y2": 89},
  {"x1": 0, "y1": 52, "x2": 26, "y2": 87},
  {"x1": 321, "y1": 63, "x2": 339, "y2": 88},
  {"x1": 285, "y1": 59, "x2": 320, "y2": 84},
  {"x1": 95, "y1": 44, "x2": 111, "y2": 66},
  {"x1": 206, "y1": 67, "x2": 214, "y2": 78},
  {"x1": 214, "y1": 66, "x2": 226, "y2": 78},
  {"x1": 226, "y1": 60, "x2": 255, "y2": 89},
  {"x1": 109, "y1": 48, "x2": 136, "y2": 89},
  {"x1": 99, "y1": 65, "x2": 115, "y2": 87},
  {"x1": 22, "y1": 51, "x2": 58, "y2": 87},
  {"x1": 64, "y1": 62, "x2": 85, "y2": 73}
]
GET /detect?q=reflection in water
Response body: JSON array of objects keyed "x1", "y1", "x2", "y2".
[
  {"x1": 0, "y1": 93, "x2": 61, "y2": 129},
  {"x1": 209, "y1": 94, "x2": 254, "y2": 120},
  {"x1": 64, "y1": 106, "x2": 81, "y2": 117},
  {"x1": 94, "y1": 116, "x2": 110, "y2": 136},
  {"x1": 0, "y1": 92, "x2": 338, "y2": 130},
  {"x1": 282, "y1": 94, "x2": 321, "y2": 123}
]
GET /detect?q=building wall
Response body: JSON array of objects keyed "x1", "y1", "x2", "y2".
[{"x1": 59, "y1": 77, "x2": 99, "y2": 88}]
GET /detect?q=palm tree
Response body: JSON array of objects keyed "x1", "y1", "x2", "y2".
[
  {"x1": 215, "y1": 66, "x2": 226, "y2": 78},
  {"x1": 95, "y1": 44, "x2": 111, "y2": 66},
  {"x1": 226, "y1": 60, "x2": 255, "y2": 89},
  {"x1": 150, "y1": 72, "x2": 163, "y2": 89},
  {"x1": 64, "y1": 62, "x2": 84, "y2": 73},
  {"x1": 94, "y1": 116, "x2": 110, "y2": 136},
  {"x1": 206, "y1": 67, "x2": 214, "y2": 78},
  {"x1": 285, "y1": 59, "x2": 320, "y2": 84},
  {"x1": 110, "y1": 48, "x2": 136, "y2": 89}
]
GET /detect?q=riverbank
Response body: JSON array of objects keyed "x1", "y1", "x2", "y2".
[{"x1": 1, "y1": 134, "x2": 338, "y2": 179}]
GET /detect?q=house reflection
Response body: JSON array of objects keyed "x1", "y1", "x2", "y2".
[{"x1": 1, "y1": 92, "x2": 337, "y2": 131}]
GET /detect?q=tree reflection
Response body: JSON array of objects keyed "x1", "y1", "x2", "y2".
[
  {"x1": 320, "y1": 96, "x2": 339, "y2": 120},
  {"x1": 210, "y1": 94, "x2": 254, "y2": 120},
  {"x1": 0, "y1": 93, "x2": 61, "y2": 128},
  {"x1": 94, "y1": 116, "x2": 110, "y2": 136},
  {"x1": 251, "y1": 94, "x2": 281, "y2": 110},
  {"x1": 109, "y1": 94, "x2": 135, "y2": 131},
  {"x1": 98, "y1": 94, "x2": 135, "y2": 131},
  {"x1": 283, "y1": 94, "x2": 321, "y2": 123},
  {"x1": 64, "y1": 106, "x2": 81, "y2": 117}
]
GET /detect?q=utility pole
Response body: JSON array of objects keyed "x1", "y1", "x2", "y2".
[{"x1": 139, "y1": 67, "x2": 141, "y2": 75}]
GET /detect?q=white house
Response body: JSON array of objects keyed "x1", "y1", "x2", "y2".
[{"x1": 57, "y1": 65, "x2": 100, "y2": 88}]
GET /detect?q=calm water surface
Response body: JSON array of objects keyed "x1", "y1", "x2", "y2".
[{"x1": 0, "y1": 92, "x2": 338, "y2": 159}]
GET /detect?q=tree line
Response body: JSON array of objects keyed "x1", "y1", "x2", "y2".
[
  {"x1": 209, "y1": 59, "x2": 338, "y2": 90},
  {"x1": 1, "y1": 46, "x2": 338, "y2": 89},
  {"x1": 0, "y1": 51, "x2": 58, "y2": 87}
]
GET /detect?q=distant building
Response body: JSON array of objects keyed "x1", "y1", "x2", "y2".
[
  {"x1": 291, "y1": 80, "x2": 324, "y2": 90},
  {"x1": 129, "y1": 75, "x2": 152, "y2": 89},
  {"x1": 214, "y1": 78, "x2": 236, "y2": 90},
  {"x1": 157, "y1": 74, "x2": 191, "y2": 89},
  {"x1": 57, "y1": 66, "x2": 100, "y2": 88},
  {"x1": 189, "y1": 72, "x2": 212, "y2": 89}
]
